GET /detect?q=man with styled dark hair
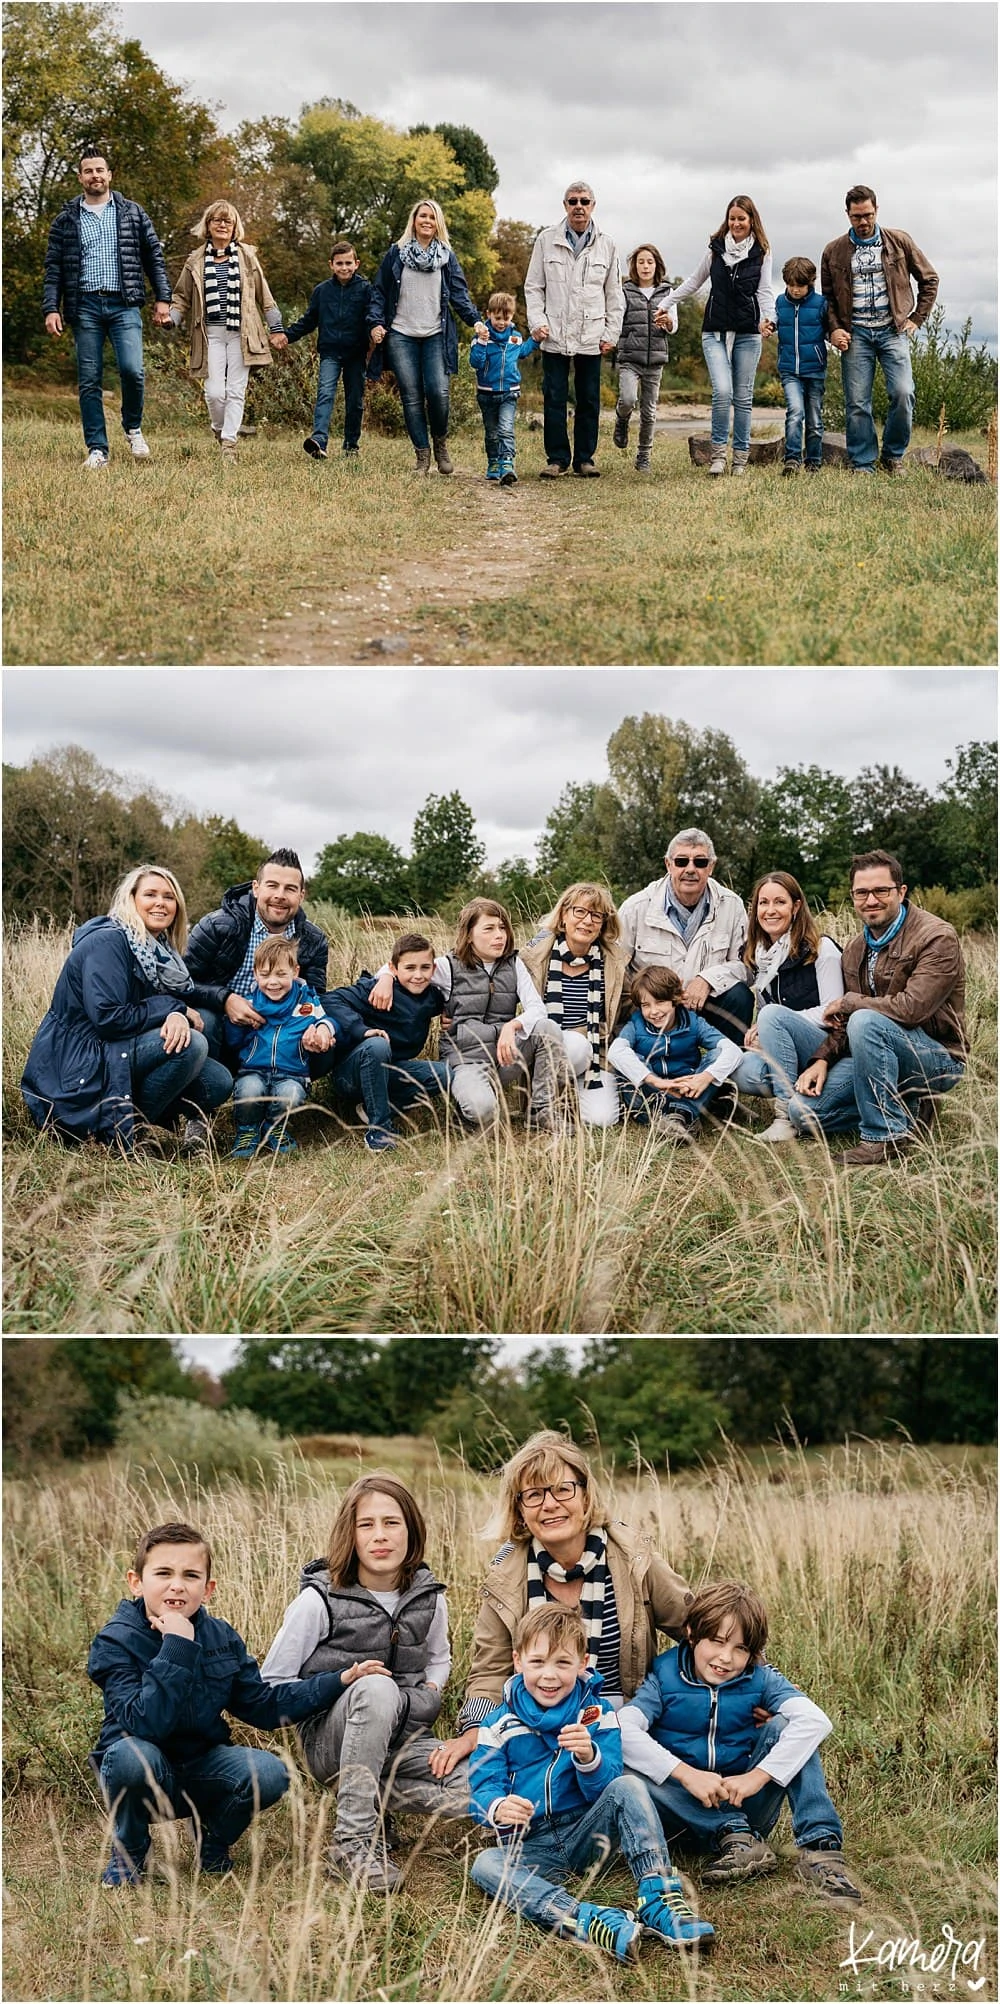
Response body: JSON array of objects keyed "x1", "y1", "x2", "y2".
[
  {"x1": 821, "y1": 186, "x2": 938, "y2": 476},
  {"x1": 42, "y1": 149, "x2": 173, "y2": 468}
]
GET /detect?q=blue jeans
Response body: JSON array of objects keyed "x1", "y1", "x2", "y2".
[
  {"x1": 386, "y1": 330, "x2": 450, "y2": 449},
  {"x1": 785, "y1": 1009, "x2": 964, "y2": 1143},
  {"x1": 840, "y1": 324, "x2": 915, "y2": 467},
  {"x1": 99, "y1": 1735, "x2": 288, "y2": 1867},
  {"x1": 701, "y1": 981, "x2": 755, "y2": 1038},
  {"x1": 753, "y1": 1005, "x2": 830, "y2": 1113},
  {"x1": 732, "y1": 1047, "x2": 773, "y2": 1097},
  {"x1": 330, "y1": 1037, "x2": 448, "y2": 1137},
  {"x1": 642, "y1": 1720, "x2": 843, "y2": 1854},
  {"x1": 130, "y1": 1028, "x2": 232, "y2": 1125},
  {"x1": 477, "y1": 391, "x2": 518, "y2": 467},
  {"x1": 73, "y1": 293, "x2": 145, "y2": 451},
  {"x1": 702, "y1": 331, "x2": 762, "y2": 453},
  {"x1": 232, "y1": 1070, "x2": 308, "y2": 1128},
  {"x1": 313, "y1": 350, "x2": 366, "y2": 449},
  {"x1": 782, "y1": 373, "x2": 825, "y2": 464},
  {"x1": 470, "y1": 1773, "x2": 672, "y2": 1935},
  {"x1": 541, "y1": 351, "x2": 603, "y2": 469}
]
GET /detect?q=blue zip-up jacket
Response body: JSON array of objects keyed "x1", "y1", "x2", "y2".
[
  {"x1": 774, "y1": 288, "x2": 829, "y2": 378},
  {"x1": 367, "y1": 245, "x2": 479, "y2": 377},
  {"x1": 470, "y1": 1670, "x2": 622, "y2": 1835},
  {"x1": 285, "y1": 272, "x2": 373, "y2": 357},
  {"x1": 88, "y1": 1595, "x2": 348, "y2": 1765},
  {"x1": 225, "y1": 978, "x2": 330, "y2": 1080},
  {"x1": 617, "y1": 1005, "x2": 731, "y2": 1080},
  {"x1": 324, "y1": 971, "x2": 447, "y2": 1063},
  {"x1": 626, "y1": 1642, "x2": 803, "y2": 1776},
  {"x1": 468, "y1": 323, "x2": 538, "y2": 396}
]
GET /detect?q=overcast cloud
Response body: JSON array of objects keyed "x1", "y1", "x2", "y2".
[
  {"x1": 117, "y1": 1, "x2": 998, "y2": 342},
  {"x1": 3, "y1": 668, "x2": 995, "y2": 870}
]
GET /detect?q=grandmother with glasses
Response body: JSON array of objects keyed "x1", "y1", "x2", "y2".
[
  {"x1": 617, "y1": 829, "x2": 754, "y2": 1044},
  {"x1": 514, "y1": 881, "x2": 631, "y2": 1127},
  {"x1": 427, "y1": 1430, "x2": 692, "y2": 1782}
]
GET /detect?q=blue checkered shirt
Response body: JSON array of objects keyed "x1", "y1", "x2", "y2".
[
  {"x1": 230, "y1": 913, "x2": 297, "y2": 998},
  {"x1": 79, "y1": 199, "x2": 121, "y2": 294}
]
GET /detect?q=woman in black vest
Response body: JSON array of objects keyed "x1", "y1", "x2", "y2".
[
  {"x1": 662, "y1": 195, "x2": 775, "y2": 476},
  {"x1": 733, "y1": 871, "x2": 844, "y2": 1142}
]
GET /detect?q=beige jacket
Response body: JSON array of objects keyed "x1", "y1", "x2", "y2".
[
  {"x1": 459, "y1": 1520, "x2": 692, "y2": 1720},
  {"x1": 171, "y1": 243, "x2": 277, "y2": 378},
  {"x1": 617, "y1": 875, "x2": 749, "y2": 994},
  {"x1": 517, "y1": 931, "x2": 633, "y2": 1049},
  {"x1": 524, "y1": 222, "x2": 624, "y2": 355}
]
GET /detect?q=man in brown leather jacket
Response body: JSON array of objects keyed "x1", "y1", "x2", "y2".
[
  {"x1": 783, "y1": 851, "x2": 966, "y2": 1166},
  {"x1": 821, "y1": 185, "x2": 938, "y2": 475}
]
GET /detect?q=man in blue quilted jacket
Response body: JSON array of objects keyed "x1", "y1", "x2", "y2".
[{"x1": 42, "y1": 149, "x2": 172, "y2": 468}]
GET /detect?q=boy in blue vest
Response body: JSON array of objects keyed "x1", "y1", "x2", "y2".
[
  {"x1": 324, "y1": 931, "x2": 451, "y2": 1154},
  {"x1": 608, "y1": 964, "x2": 743, "y2": 1144},
  {"x1": 774, "y1": 256, "x2": 830, "y2": 475},
  {"x1": 88, "y1": 1519, "x2": 375, "y2": 1887},
  {"x1": 285, "y1": 239, "x2": 373, "y2": 460},
  {"x1": 469, "y1": 1604, "x2": 715, "y2": 1962},
  {"x1": 619, "y1": 1580, "x2": 861, "y2": 1902},
  {"x1": 469, "y1": 291, "x2": 538, "y2": 484},
  {"x1": 226, "y1": 935, "x2": 336, "y2": 1157}
]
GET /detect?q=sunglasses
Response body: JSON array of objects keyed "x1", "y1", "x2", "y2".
[
  {"x1": 672, "y1": 856, "x2": 711, "y2": 869},
  {"x1": 566, "y1": 198, "x2": 593, "y2": 207}
]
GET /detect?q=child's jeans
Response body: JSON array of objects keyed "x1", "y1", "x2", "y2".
[
  {"x1": 330, "y1": 1037, "x2": 450, "y2": 1138},
  {"x1": 702, "y1": 331, "x2": 762, "y2": 454},
  {"x1": 299, "y1": 1674, "x2": 469, "y2": 1848},
  {"x1": 640, "y1": 1718, "x2": 844, "y2": 1854},
  {"x1": 313, "y1": 350, "x2": 366, "y2": 450},
  {"x1": 470, "y1": 1774, "x2": 673, "y2": 1934},
  {"x1": 477, "y1": 390, "x2": 518, "y2": 467},
  {"x1": 233, "y1": 1070, "x2": 308, "y2": 1129},
  {"x1": 616, "y1": 364, "x2": 664, "y2": 456},
  {"x1": 619, "y1": 1077, "x2": 720, "y2": 1128},
  {"x1": 204, "y1": 325, "x2": 250, "y2": 443},
  {"x1": 99, "y1": 1735, "x2": 289, "y2": 1866},
  {"x1": 782, "y1": 373, "x2": 825, "y2": 465}
]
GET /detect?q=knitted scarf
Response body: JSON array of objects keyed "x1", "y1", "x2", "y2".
[
  {"x1": 109, "y1": 915, "x2": 194, "y2": 994},
  {"x1": 204, "y1": 247, "x2": 241, "y2": 329},
  {"x1": 399, "y1": 236, "x2": 450, "y2": 273},
  {"x1": 526, "y1": 1528, "x2": 608, "y2": 1671},
  {"x1": 863, "y1": 902, "x2": 907, "y2": 992},
  {"x1": 722, "y1": 230, "x2": 755, "y2": 265},
  {"x1": 750, "y1": 931, "x2": 792, "y2": 998},
  {"x1": 544, "y1": 936, "x2": 604, "y2": 1087}
]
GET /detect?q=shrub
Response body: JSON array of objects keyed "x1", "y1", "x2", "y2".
[
  {"x1": 911, "y1": 883, "x2": 998, "y2": 932},
  {"x1": 114, "y1": 1394, "x2": 291, "y2": 1485},
  {"x1": 823, "y1": 310, "x2": 999, "y2": 434},
  {"x1": 364, "y1": 373, "x2": 407, "y2": 437}
]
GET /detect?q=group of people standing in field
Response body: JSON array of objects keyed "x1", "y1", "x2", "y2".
[
  {"x1": 22, "y1": 821, "x2": 967, "y2": 1171},
  {"x1": 88, "y1": 1433, "x2": 863, "y2": 1960},
  {"x1": 44, "y1": 151, "x2": 938, "y2": 480}
]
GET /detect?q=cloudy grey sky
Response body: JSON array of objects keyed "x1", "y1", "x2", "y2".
[
  {"x1": 178, "y1": 1335, "x2": 586, "y2": 1378},
  {"x1": 3, "y1": 668, "x2": 996, "y2": 870},
  {"x1": 117, "y1": 1, "x2": 997, "y2": 342}
]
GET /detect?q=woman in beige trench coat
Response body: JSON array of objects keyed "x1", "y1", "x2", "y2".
[{"x1": 170, "y1": 199, "x2": 286, "y2": 458}]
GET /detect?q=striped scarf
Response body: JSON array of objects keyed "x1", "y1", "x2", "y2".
[
  {"x1": 204, "y1": 248, "x2": 241, "y2": 330},
  {"x1": 526, "y1": 1528, "x2": 608, "y2": 1670},
  {"x1": 544, "y1": 936, "x2": 604, "y2": 1087}
]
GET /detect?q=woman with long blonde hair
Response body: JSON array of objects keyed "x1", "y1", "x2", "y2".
[
  {"x1": 368, "y1": 197, "x2": 481, "y2": 473},
  {"x1": 170, "y1": 199, "x2": 287, "y2": 459}
]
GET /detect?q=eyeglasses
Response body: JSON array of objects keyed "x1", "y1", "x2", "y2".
[
  {"x1": 517, "y1": 1480, "x2": 582, "y2": 1508},
  {"x1": 566, "y1": 906, "x2": 602, "y2": 922},
  {"x1": 565, "y1": 197, "x2": 593, "y2": 208},
  {"x1": 671, "y1": 856, "x2": 711, "y2": 870},
  {"x1": 852, "y1": 887, "x2": 898, "y2": 902}
]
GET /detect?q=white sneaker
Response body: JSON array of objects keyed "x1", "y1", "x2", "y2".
[
  {"x1": 756, "y1": 1116, "x2": 797, "y2": 1143},
  {"x1": 126, "y1": 429, "x2": 151, "y2": 461},
  {"x1": 83, "y1": 448, "x2": 109, "y2": 469}
]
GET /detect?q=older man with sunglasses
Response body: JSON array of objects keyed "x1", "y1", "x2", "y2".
[
  {"x1": 524, "y1": 181, "x2": 624, "y2": 478},
  {"x1": 617, "y1": 829, "x2": 753, "y2": 1043}
]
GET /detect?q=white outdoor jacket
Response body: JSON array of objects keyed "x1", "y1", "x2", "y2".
[
  {"x1": 524, "y1": 222, "x2": 624, "y2": 355},
  {"x1": 617, "y1": 876, "x2": 749, "y2": 994}
]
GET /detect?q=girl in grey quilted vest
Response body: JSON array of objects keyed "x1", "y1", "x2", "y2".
[
  {"x1": 439, "y1": 898, "x2": 570, "y2": 1132},
  {"x1": 261, "y1": 1473, "x2": 469, "y2": 1890}
]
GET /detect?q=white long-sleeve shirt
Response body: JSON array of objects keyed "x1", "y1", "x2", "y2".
[
  {"x1": 260, "y1": 1586, "x2": 451, "y2": 1691},
  {"x1": 665, "y1": 247, "x2": 776, "y2": 328},
  {"x1": 618, "y1": 1690, "x2": 831, "y2": 1788},
  {"x1": 748, "y1": 933, "x2": 845, "y2": 1027},
  {"x1": 607, "y1": 1022, "x2": 744, "y2": 1090}
]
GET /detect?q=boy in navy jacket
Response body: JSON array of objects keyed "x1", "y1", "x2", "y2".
[
  {"x1": 608, "y1": 964, "x2": 742, "y2": 1143},
  {"x1": 226, "y1": 935, "x2": 339, "y2": 1157},
  {"x1": 88, "y1": 1519, "x2": 382, "y2": 1886},
  {"x1": 619, "y1": 1581, "x2": 861, "y2": 1901},
  {"x1": 774, "y1": 256, "x2": 830, "y2": 473},
  {"x1": 325, "y1": 931, "x2": 450, "y2": 1154},
  {"x1": 468, "y1": 291, "x2": 538, "y2": 483},
  {"x1": 468, "y1": 1605, "x2": 714, "y2": 1960},
  {"x1": 285, "y1": 239, "x2": 373, "y2": 459}
]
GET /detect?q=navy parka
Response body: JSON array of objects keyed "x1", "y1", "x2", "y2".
[
  {"x1": 324, "y1": 971, "x2": 447, "y2": 1062},
  {"x1": 367, "y1": 246, "x2": 479, "y2": 377},
  {"x1": 285, "y1": 272, "x2": 373, "y2": 357}
]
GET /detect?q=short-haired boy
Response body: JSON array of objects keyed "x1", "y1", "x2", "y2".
[
  {"x1": 285, "y1": 239, "x2": 373, "y2": 460},
  {"x1": 608, "y1": 966, "x2": 743, "y2": 1144},
  {"x1": 325, "y1": 932, "x2": 451, "y2": 1155},
  {"x1": 469, "y1": 1604, "x2": 715, "y2": 1960},
  {"x1": 774, "y1": 256, "x2": 830, "y2": 475},
  {"x1": 226, "y1": 936, "x2": 333, "y2": 1157},
  {"x1": 469, "y1": 292, "x2": 538, "y2": 484},
  {"x1": 619, "y1": 1581, "x2": 861, "y2": 1901},
  {"x1": 88, "y1": 1520, "x2": 378, "y2": 1886}
]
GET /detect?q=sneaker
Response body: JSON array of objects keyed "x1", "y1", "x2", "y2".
[
  {"x1": 486, "y1": 460, "x2": 502, "y2": 481},
  {"x1": 326, "y1": 1838, "x2": 403, "y2": 1892},
  {"x1": 101, "y1": 1847, "x2": 146, "y2": 1889},
  {"x1": 265, "y1": 1126, "x2": 299, "y2": 1155},
  {"x1": 782, "y1": 461, "x2": 800, "y2": 476},
  {"x1": 849, "y1": 464, "x2": 876, "y2": 475},
  {"x1": 879, "y1": 456, "x2": 907, "y2": 478},
  {"x1": 805, "y1": 461, "x2": 823, "y2": 474},
  {"x1": 575, "y1": 1900, "x2": 641, "y2": 1962},
  {"x1": 83, "y1": 448, "x2": 109, "y2": 470},
  {"x1": 655, "y1": 1109, "x2": 694, "y2": 1144},
  {"x1": 636, "y1": 1875, "x2": 715, "y2": 1948},
  {"x1": 126, "y1": 428, "x2": 151, "y2": 462},
  {"x1": 342, "y1": 443, "x2": 360, "y2": 457},
  {"x1": 499, "y1": 463, "x2": 517, "y2": 485},
  {"x1": 573, "y1": 460, "x2": 600, "y2": 477},
  {"x1": 304, "y1": 435, "x2": 328, "y2": 459},
  {"x1": 539, "y1": 461, "x2": 569, "y2": 478},
  {"x1": 756, "y1": 1115, "x2": 798, "y2": 1143},
  {"x1": 702, "y1": 1832, "x2": 778, "y2": 1884},
  {"x1": 220, "y1": 438, "x2": 238, "y2": 461},
  {"x1": 708, "y1": 452, "x2": 727, "y2": 476},
  {"x1": 230, "y1": 1124, "x2": 263, "y2": 1159},
  {"x1": 613, "y1": 416, "x2": 629, "y2": 449},
  {"x1": 364, "y1": 1127, "x2": 398, "y2": 1152},
  {"x1": 796, "y1": 1847, "x2": 862, "y2": 1902},
  {"x1": 635, "y1": 454, "x2": 651, "y2": 473},
  {"x1": 179, "y1": 1115, "x2": 211, "y2": 1156}
]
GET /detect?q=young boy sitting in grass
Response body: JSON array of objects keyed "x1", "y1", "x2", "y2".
[
  {"x1": 88, "y1": 1519, "x2": 384, "y2": 1887},
  {"x1": 618, "y1": 1580, "x2": 861, "y2": 1901},
  {"x1": 468, "y1": 1604, "x2": 715, "y2": 1962},
  {"x1": 226, "y1": 936, "x2": 335, "y2": 1157},
  {"x1": 324, "y1": 931, "x2": 451, "y2": 1153}
]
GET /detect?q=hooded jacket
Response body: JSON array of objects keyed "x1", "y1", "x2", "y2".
[
  {"x1": 184, "y1": 883, "x2": 329, "y2": 1011},
  {"x1": 624, "y1": 1642, "x2": 808, "y2": 1776},
  {"x1": 468, "y1": 324, "x2": 538, "y2": 396},
  {"x1": 470, "y1": 1669, "x2": 622, "y2": 1832},
  {"x1": 226, "y1": 978, "x2": 329, "y2": 1078},
  {"x1": 88, "y1": 1595, "x2": 346, "y2": 1765},
  {"x1": 42, "y1": 191, "x2": 171, "y2": 325}
]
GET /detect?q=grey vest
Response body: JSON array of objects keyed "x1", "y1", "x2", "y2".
[
  {"x1": 440, "y1": 953, "x2": 519, "y2": 1064},
  {"x1": 297, "y1": 1559, "x2": 443, "y2": 1686}
]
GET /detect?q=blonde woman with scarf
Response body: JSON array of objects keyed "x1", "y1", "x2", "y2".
[{"x1": 662, "y1": 194, "x2": 775, "y2": 476}]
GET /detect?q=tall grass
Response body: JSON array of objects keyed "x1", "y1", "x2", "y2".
[{"x1": 3, "y1": 1442, "x2": 996, "y2": 2002}]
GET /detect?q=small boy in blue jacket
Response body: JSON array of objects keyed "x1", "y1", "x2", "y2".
[
  {"x1": 226, "y1": 935, "x2": 337, "y2": 1157},
  {"x1": 325, "y1": 931, "x2": 450, "y2": 1154},
  {"x1": 88, "y1": 1518, "x2": 382, "y2": 1887},
  {"x1": 619, "y1": 1580, "x2": 861, "y2": 1901},
  {"x1": 774, "y1": 256, "x2": 830, "y2": 474},
  {"x1": 285, "y1": 239, "x2": 373, "y2": 460},
  {"x1": 608, "y1": 965, "x2": 743, "y2": 1143},
  {"x1": 469, "y1": 1604, "x2": 714, "y2": 1961},
  {"x1": 469, "y1": 291, "x2": 538, "y2": 484}
]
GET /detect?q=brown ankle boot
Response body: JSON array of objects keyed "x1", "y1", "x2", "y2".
[
  {"x1": 432, "y1": 436, "x2": 454, "y2": 474},
  {"x1": 414, "y1": 446, "x2": 431, "y2": 473}
]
